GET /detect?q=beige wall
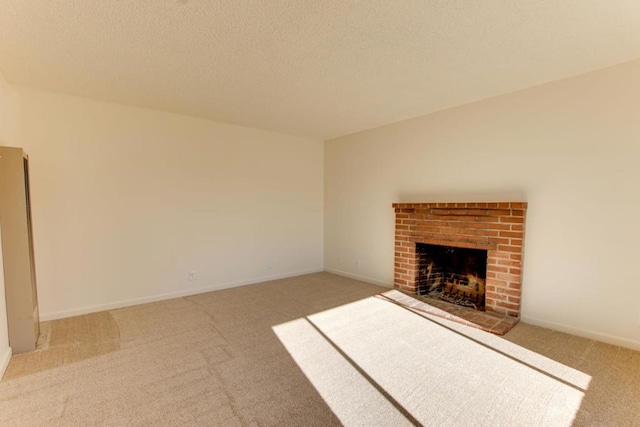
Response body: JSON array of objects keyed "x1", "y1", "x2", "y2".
[
  {"x1": 325, "y1": 59, "x2": 640, "y2": 350},
  {"x1": 0, "y1": 71, "x2": 19, "y2": 145},
  {"x1": 0, "y1": 72, "x2": 14, "y2": 374},
  {"x1": 3, "y1": 58, "x2": 640, "y2": 353},
  {"x1": 1, "y1": 83, "x2": 324, "y2": 320}
]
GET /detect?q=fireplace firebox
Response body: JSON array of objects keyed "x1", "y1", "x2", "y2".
[{"x1": 416, "y1": 243, "x2": 487, "y2": 310}]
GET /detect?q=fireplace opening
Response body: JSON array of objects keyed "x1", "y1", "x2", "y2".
[{"x1": 416, "y1": 243, "x2": 488, "y2": 311}]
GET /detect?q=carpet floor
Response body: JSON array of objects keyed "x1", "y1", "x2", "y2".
[{"x1": 1, "y1": 273, "x2": 639, "y2": 426}]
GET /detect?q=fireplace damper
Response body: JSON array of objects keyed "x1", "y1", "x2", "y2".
[{"x1": 416, "y1": 243, "x2": 487, "y2": 311}]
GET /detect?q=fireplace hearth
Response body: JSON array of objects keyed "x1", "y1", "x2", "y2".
[{"x1": 393, "y1": 202, "x2": 527, "y2": 318}]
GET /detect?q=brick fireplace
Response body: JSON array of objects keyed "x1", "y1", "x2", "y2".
[{"x1": 393, "y1": 202, "x2": 527, "y2": 318}]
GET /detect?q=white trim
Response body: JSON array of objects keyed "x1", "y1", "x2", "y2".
[
  {"x1": 40, "y1": 268, "x2": 324, "y2": 321},
  {"x1": 0, "y1": 346, "x2": 11, "y2": 379},
  {"x1": 324, "y1": 268, "x2": 392, "y2": 288},
  {"x1": 521, "y1": 315, "x2": 640, "y2": 352}
]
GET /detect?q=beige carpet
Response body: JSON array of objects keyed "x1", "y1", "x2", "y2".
[{"x1": 1, "y1": 273, "x2": 639, "y2": 426}]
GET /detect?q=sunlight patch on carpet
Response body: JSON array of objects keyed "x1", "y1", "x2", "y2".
[
  {"x1": 274, "y1": 296, "x2": 590, "y2": 426},
  {"x1": 273, "y1": 318, "x2": 412, "y2": 426}
]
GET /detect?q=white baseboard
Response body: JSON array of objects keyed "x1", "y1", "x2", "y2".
[
  {"x1": 324, "y1": 268, "x2": 392, "y2": 288},
  {"x1": 521, "y1": 315, "x2": 640, "y2": 352},
  {"x1": 39, "y1": 268, "x2": 640, "y2": 353},
  {"x1": 326, "y1": 269, "x2": 640, "y2": 352},
  {"x1": 40, "y1": 268, "x2": 324, "y2": 321},
  {"x1": 0, "y1": 346, "x2": 12, "y2": 379}
]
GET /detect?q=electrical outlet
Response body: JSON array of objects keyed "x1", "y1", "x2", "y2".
[
  {"x1": 356, "y1": 258, "x2": 361, "y2": 269},
  {"x1": 266, "y1": 260, "x2": 273, "y2": 270},
  {"x1": 339, "y1": 256, "x2": 343, "y2": 264},
  {"x1": 188, "y1": 271, "x2": 196, "y2": 281}
]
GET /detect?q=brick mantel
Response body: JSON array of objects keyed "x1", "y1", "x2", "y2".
[{"x1": 393, "y1": 202, "x2": 527, "y2": 317}]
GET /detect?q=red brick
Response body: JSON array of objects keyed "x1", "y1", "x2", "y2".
[
  {"x1": 487, "y1": 265, "x2": 509, "y2": 273},
  {"x1": 485, "y1": 291, "x2": 506, "y2": 300},
  {"x1": 494, "y1": 272, "x2": 520, "y2": 281},
  {"x1": 465, "y1": 209, "x2": 488, "y2": 216},
  {"x1": 495, "y1": 300, "x2": 519, "y2": 310},
  {"x1": 497, "y1": 245, "x2": 521, "y2": 253},
  {"x1": 439, "y1": 227, "x2": 460, "y2": 234},
  {"x1": 459, "y1": 229, "x2": 499, "y2": 237},
  {"x1": 431, "y1": 209, "x2": 450, "y2": 215},
  {"x1": 486, "y1": 223, "x2": 512, "y2": 231},
  {"x1": 491, "y1": 209, "x2": 512, "y2": 216},
  {"x1": 393, "y1": 201, "x2": 525, "y2": 317},
  {"x1": 495, "y1": 259, "x2": 520, "y2": 267},
  {"x1": 492, "y1": 252, "x2": 512, "y2": 260},
  {"x1": 416, "y1": 226, "x2": 440, "y2": 233},
  {"x1": 486, "y1": 278, "x2": 507, "y2": 287},
  {"x1": 510, "y1": 202, "x2": 527, "y2": 208},
  {"x1": 499, "y1": 231, "x2": 523, "y2": 238},
  {"x1": 499, "y1": 216, "x2": 524, "y2": 224},
  {"x1": 488, "y1": 237, "x2": 510, "y2": 245},
  {"x1": 418, "y1": 220, "x2": 448, "y2": 228}
]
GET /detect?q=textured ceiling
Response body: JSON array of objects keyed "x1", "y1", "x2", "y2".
[{"x1": 1, "y1": 1, "x2": 639, "y2": 139}]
